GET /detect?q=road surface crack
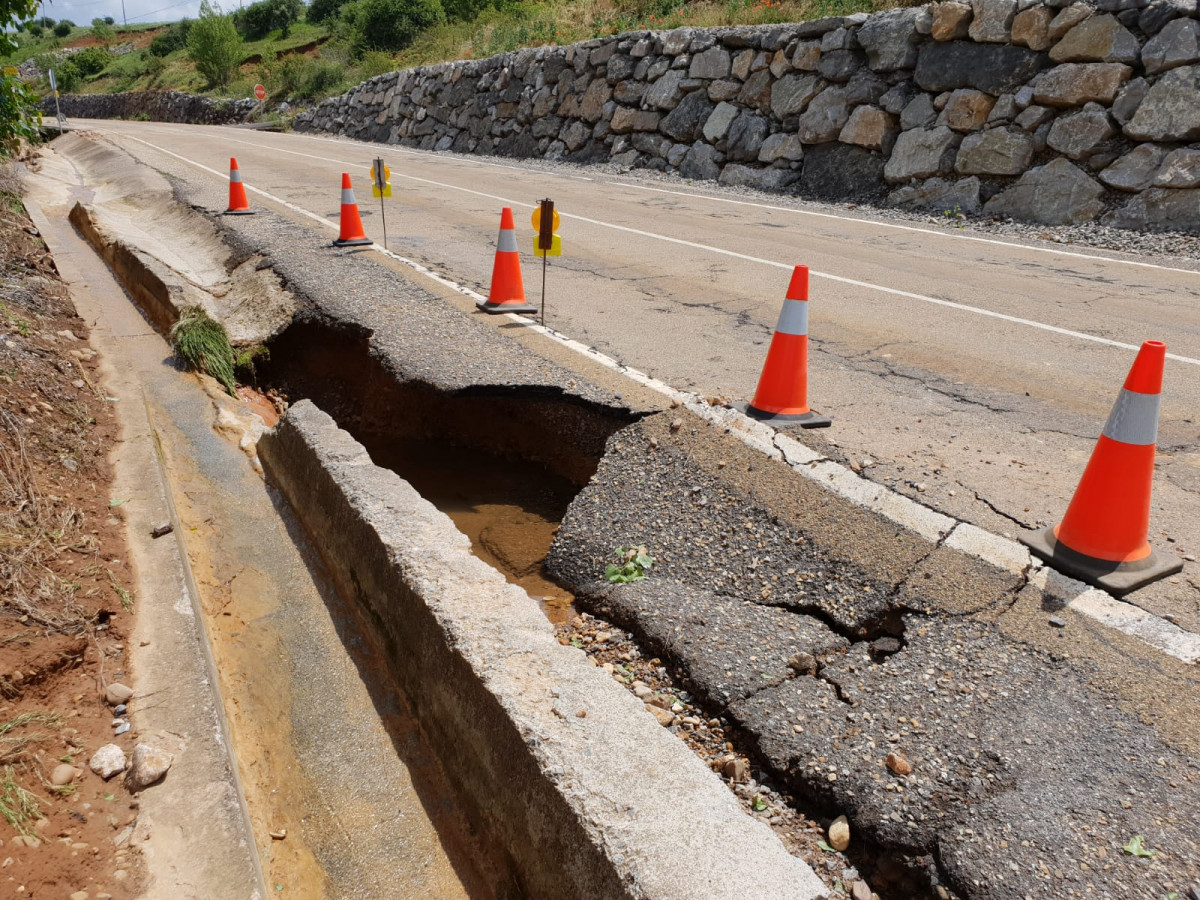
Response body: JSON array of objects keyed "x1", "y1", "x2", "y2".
[{"x1": 972, "y1": 490, "x2": 1036, "y2": 530}]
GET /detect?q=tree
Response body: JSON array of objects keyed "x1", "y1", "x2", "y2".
[
  {"x1": 1, "y1": 0, "x2": 41, "y2": 158},
  {"x1": 306, "y1": 0, "x2": 351, "y2": 25},
  {"x1": 91, "y1": 17, "x2": 115, "y2": 45},
  {"x1": 53, "y1": 19, "x2": 74, "y2": 36},
  {"x1": 187, "y1": 0, "x2": 244, "y2": 87},
  {"x1": 344, "y1": 0, "x2": 444, "y2": 55},
  {"x1": 235, "y1": 0, "x2": 302, "y2": 39}
]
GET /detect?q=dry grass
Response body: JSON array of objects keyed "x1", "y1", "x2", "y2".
[{"x1": 0, "y1": 406, "x2": 89, "y2": 633}]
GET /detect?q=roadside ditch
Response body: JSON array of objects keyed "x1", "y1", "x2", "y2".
[
  {"x1": 63, "y1": 169, "x2": 935, "y2": 899},
  {"x1": 58, "y1": 135, "x2": 1200, "y2": 900}
]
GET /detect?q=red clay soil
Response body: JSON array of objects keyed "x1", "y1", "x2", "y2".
[
  {"x1": 67, "y1": 29, "x2": 164, "y2": 51},
  {"x1": 0, "y1": 170, "x2": 146, "y2": 899}
]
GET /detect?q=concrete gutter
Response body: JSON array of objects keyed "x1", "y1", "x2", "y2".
[{"x1": 258, "y1": 400, "x2": 828, "y2": 900}]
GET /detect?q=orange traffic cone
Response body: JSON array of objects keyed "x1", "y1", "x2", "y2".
[
  {"x1": 476, "y1": 207, "x2": 537, "y2": 315},
  {"x1": 740, "y1": 265, "x2": 830, "y2": 428},
  {"x1": 332, "y1": 173, "x2": 372, "y2": 247},
  {"x1": 1021, "y1": 340, "x2": 1182, "y2": 595},
  {"x1": 224, "y1": 157, "x2": 252, "y2": 215}
]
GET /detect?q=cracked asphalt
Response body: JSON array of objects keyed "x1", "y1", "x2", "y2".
[
  {"x1": 39, "y1": 125, "x2": 1200, "y2": 899},
  {"x1": 67, "y1": 117, "x2": 1199, "y2": 632},
  {"x1": 548, "y1": 411, "x2": 1200, "y2": 899}
]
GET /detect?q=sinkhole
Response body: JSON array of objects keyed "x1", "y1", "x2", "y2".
[{"x1": 257, "y1": 316, "x2": 640, "y2": 623}]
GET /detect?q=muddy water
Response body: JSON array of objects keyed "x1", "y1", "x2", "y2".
[{"x1": 364, "y1": 437, "x2": 578, "y2": 624}]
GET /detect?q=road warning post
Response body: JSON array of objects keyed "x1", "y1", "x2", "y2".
[
  {"x1": 371, "y1": 158, "x2": 391, "y2": 248},
  {"x1": 253, "y1": 83, "x2": 266, "y2": 119},
  {"x1": 531, "y1": 198, "x2": 560, "y2": 325}
]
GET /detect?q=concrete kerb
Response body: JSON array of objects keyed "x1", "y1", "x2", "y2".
[{"x1": 258, "y1": 400, "x2": 828, "y2": 900}]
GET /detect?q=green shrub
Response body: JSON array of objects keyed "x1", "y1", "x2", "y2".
[
  {"x1": 145, "y1": 54, "x2": 167, "y2": 79},
  {"x1": 343, "y1": 0, "x2": 445, "y2": 54},
  {"x1": 72, "y1": 46, "x2": 112, "y2": 77},
  {"x1": 357, "y1": 49, "x2": 394, "y2": 77},
  {"x1": 90, "y1": 18, "x2": 115, "y2": 43},
  {"x1": 306, "y1": 0, "x2": 352, "y2": 24},
  {"x1": 103, "y1": 16, "x2": 115, "y2": 24},
  {"x1": 442, "y1": 0, "x2": 494, "y2": 22},
  {"x1": 52, "y1": 59, "x2": 81, "y2": 91},
  {"x1": 275, "y1": 54, "x2": 343, "y2": 97},
  {"x1": 35, "y1": 16, "x2": 54, "y2": 28},
  {"x1": 187, "y1": 0, "x2": 244, "y2": 87},
  {"x1": 52, "y1": 20, "x2": 73, "y2": 36},
  {"x1": 149, "y1": 19, "x2": 192, "y2": 56},
  {"x1": 27, "y1": 24, "x2": 42, "y2": 37},
  {"x1": 235, "y1": 0, "x2": 303, "y2": 38}
]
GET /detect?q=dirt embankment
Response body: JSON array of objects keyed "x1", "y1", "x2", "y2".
[{"x1": 0, "y1": 164, "x2": 146, "y2": 898}]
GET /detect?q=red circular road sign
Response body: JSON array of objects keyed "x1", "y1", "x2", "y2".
[{"x1": 253, "y1": 84, "x2": 266, "y2": 101}]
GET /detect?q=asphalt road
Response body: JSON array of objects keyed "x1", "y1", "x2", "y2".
[{"x1": 68, "y1": 118, "x2": 1200, "y2": 628}]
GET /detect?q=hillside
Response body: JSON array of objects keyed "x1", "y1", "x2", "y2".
[{"x1": 2, "y1": 0, "x2": 887, "y2": 112}]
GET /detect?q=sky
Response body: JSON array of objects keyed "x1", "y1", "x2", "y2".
[{"x1": 29, "y1": 0, "x2": 249, "y2": 28}]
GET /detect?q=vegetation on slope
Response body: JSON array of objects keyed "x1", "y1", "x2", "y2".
[{"x1": 2, "y1": 0, "x2": 899, "y2": 117}]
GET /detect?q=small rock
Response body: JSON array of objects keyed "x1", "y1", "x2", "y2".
[
  {"x1": 114, "y1": 723, "x2": 130, "y2": 736},
  {"x1": 723, "y1": 757, "x2": 750, "y2": 781},
  {"x1": 851, "y1": 881, "x2": 873, "y2": 900},
  {"x1": 150, "y1": 523, "x2": 173, "y2": 538},
  {"x1": 1049, "y1": 616, "x2": 1067, "y2": 628},
  {"x1": 105, "y1": 683, "x2": 134, "y2": 705},
  {"x1": 787, "y1": 651, "x2": 817, "y2": 673},
  {"x1": 70, "y1": 891, "x2": 89, "y2": 900},
  {"x1": 89, "y1": 744, "x2": 127, "y2": 780},
  {"x1": 113, "y1": 704, "x2": 127, "y2": 716},
  {"x1": 125, "y1": 744, "x2": 173, "y2": 790},
  {"x1": 886, "y1": 752, "x2": 913, "y2": 776},
  {"x1": 269, "y1": 828, "x2": 287, "y2": 840},
  {"x1": 828, "y1": 814, "x2": 851, "y2": 851},
  {"x1": 646, "y1": 704, "x2": 675, "y2": 727},
  {"x1": 669, "y1": 419, "x2": 682, "y2": 432},
  {"x1": 50, "y1": 764, "x2": 80, "y2": 786}
]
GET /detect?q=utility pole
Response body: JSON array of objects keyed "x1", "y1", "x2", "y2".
[{"x1": 121, "y1": 0, "x2": 126, "y2": 25}]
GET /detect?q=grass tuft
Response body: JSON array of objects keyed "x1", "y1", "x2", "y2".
[
  {"x1": 170, "y1": 306, "x2": 237, "y2": 396},
  {"x1": 0, "y1": 766, "x2": 43, "y2": 837}
]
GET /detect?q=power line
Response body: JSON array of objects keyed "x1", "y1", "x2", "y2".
[{"x1": 126, "y1": 0, "x2": 196, "y2": 21}]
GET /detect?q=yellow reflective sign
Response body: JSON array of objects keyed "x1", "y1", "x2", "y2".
[
  {"x1": 530, "y1": 206, "x2": 560, "y2": 233},
  {"x1": 2, "y1": 67, "x2": 18, "y2": 77},
  {"x1": 371, "y1": 184, "x2": 393, "y2": 198},
  {"x1": 532, "y1": 234, "x2": 561, "y2": 258}
]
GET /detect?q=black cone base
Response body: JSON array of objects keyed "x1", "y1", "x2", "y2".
[
  {"x1": 476, "y1": 299, "x2": 538, "y2": 315},
  {"x1": 333, "y1": 237, "x2": 373, "y2": 247},
  {"x1": 223, "y1": 208, "x2": 254, "y2": 216},
  {"x1": 1021, "y1": 527, "x2": 1183, "y2": 596},
  {"x1": 736, "y1": 401, "x2": 831, "y2": 429}
]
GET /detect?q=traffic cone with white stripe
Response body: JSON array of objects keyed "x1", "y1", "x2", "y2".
[
  {"x1": 224, "y1": 157, "x2": 252, "y2": 215},
  {"x1": 332, "y1": 173, "x2": 372, "y2": 247},
  {"x1": 476, "y1": 207, "x2": 537, "y2": 315},
  {"x1": 1021, "y1": 340, "x2": 1182, "y2": 595},
  {"x1": 740, "y1": 265, "x2": 830, "y2": 428}
]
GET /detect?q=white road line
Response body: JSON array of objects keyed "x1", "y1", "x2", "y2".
[
  {"x1": 114, "y1": 133, "x2": 1200, "y2": 667},
  {"x1": 217, "y1": 124, "x2": 1200, "y2": 278},
  {"x1": 126, "y1": 134, "x2": 1200, "y2": 368},
  {"x1": 602, "y1": 182, "x2": 1200, "y2": 277}
]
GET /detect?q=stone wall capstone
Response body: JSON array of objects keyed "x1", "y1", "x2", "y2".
[{"x1": 43, "y1": 91, "x2": 258, "y2": 126}]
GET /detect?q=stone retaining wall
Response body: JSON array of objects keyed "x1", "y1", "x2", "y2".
[
  {"x1": 296, "y1": 0, "x2": 1200, "y2": 231},
  {"x1": 44, "y1": 91, "x2": 257, "y2": 126}
]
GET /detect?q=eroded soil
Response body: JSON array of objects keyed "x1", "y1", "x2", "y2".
[{"x1": 0, "y1": 166, "x2": 146, "y2": 897}]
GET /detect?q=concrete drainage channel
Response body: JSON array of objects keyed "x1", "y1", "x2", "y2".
[
  {"x1": 53, "y1": 130, "x2": 1200, "y2": 900},
  {"x1": 58, "y1": 145, "x2": 830, "y2": 898}
]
